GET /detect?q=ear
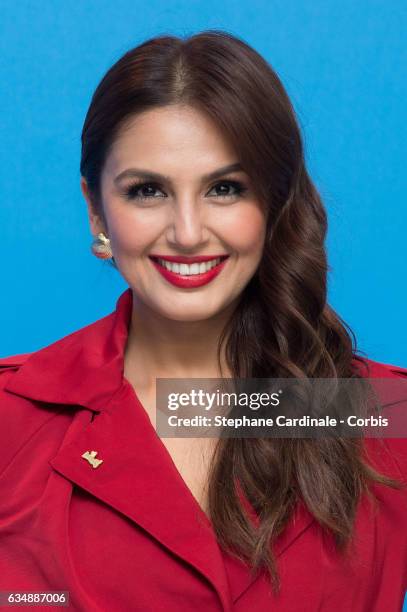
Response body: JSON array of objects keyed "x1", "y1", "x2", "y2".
[{"x1": 80, "y1": 176, "x2": 107, "y2": 236}]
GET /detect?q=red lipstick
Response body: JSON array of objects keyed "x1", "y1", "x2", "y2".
[{"x1": 149, "y1": 255, "x2": 230, "y2": 288}]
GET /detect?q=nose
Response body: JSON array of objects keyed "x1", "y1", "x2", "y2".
[{"x1": 165, "y1": 197, "x2": 208, "y2": 250}]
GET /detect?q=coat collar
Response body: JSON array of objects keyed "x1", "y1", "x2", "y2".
[{"x1": 4, "y1": 288, "x2": 133, "y2": 411}]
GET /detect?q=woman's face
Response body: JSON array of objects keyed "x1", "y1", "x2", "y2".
[{"x1": 81, "y1": 104, "x2": 267, "y2": 322}]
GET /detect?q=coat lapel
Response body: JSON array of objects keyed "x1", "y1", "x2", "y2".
[
  {"x1": 3, "y1": 289, "x2": 236, "y2": 608},
  {"x1": 222, "y1": 498, "x2": 316, "y2": 602},
  {"x1": 47, "y1": 378, "x2": 234, "y2": 610}
]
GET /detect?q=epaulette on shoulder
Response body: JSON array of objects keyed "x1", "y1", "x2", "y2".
[
  {"x1": 384, "y1": 363, "x2": 407, "y2": 378},
  {"x1": 352, "y1": 355, "x2": 407, "y2": 378},
  {"x1": 0, "y1": 353, "x2": 32, "y2": 372}
]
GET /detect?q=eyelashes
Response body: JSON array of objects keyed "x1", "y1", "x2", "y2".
[{"x1": 120, "y1": 180, "x2": 248, "y2": 202}]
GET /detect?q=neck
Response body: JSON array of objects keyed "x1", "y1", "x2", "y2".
[{"x1": 124, "y1": 293, "x2": 235, "y2": 388}]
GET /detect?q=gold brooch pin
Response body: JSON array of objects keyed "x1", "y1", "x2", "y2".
[{"x1": 81, "y1": 450, "x2": 104, "y2": 469}]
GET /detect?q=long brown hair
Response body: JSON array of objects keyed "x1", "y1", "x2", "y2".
[{"x1": 80, "y1": 30, "x2": 403, "y2": 593}]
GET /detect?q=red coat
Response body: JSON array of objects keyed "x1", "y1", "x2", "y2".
[{"x1": 0, "y1": 288, "x2": 406, "y2": 611}]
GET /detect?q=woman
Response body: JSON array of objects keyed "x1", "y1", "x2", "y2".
[{"x1": 0, "y1": 30, "x2": 406, "y2": 612}]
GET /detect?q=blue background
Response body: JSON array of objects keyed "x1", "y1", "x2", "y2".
[{"x1": 1, "y1": 1, "x2": 406, "y2": 366}]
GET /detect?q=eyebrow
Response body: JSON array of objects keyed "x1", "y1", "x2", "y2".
[{"x1": 113, "y1": 162, "x2": 244, "y2": 185}]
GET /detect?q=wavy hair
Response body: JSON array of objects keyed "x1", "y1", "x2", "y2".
[{"x1": 80, "y1": 30, "x2": 403, "y2": 593}]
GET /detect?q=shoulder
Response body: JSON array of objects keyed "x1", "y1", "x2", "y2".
[
  {"x1": 352, "y1": 355, "x2": 407, "y2": 484},
  {"x1": 0, "y1": 352, "x2": 55, "y2": 476}
]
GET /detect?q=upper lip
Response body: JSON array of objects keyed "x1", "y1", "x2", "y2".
[{"x1": 149, "y1": 254, "x2": 230, "y2": 264}]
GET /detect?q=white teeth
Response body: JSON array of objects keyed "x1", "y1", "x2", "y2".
[
  {"x1": 189, "y1": 263, "x2": 199, "y2": 274},
  {"x1": 157, "y1": 257, "x2": 222, "y2": 275}
]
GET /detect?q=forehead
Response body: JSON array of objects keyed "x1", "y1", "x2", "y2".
[{"x1": 103, "y1": 105, "x2": 238, "y2": 178}]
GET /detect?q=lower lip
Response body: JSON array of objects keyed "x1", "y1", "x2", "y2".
[{"x1": 149, "y1": 257, "x2": 229, "y2": 288}]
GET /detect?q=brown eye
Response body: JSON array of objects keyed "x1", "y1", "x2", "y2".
[
  {"x1": 207, "y1": 181, "x2": 247, "y2": 199},
  {"x1": 124, "y1": 182, "x2": 167, "y2": 200}
]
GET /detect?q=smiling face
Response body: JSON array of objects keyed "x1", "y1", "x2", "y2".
[{"x1": 81, "y1": 104, "x2": 267, "y2": 322}]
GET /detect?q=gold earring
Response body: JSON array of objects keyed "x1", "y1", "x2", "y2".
[{"x1": 91, "y1": 232, "x2": 113, "y2": 259}]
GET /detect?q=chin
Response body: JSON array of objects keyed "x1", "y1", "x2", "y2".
[
  {"x1": 163, "y1": 311, "x2": 217, "y2": 323},
  {"x1": 156, "y1": 303, "x2": 225, "y2": 323}
]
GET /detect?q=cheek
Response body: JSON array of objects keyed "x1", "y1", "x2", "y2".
[
  {"x1": 223, "y1": 205, "x2": 266, "y2": 256},
  {"x1": 104, "y1": 205, "x2": 156, "y2": 254}
]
